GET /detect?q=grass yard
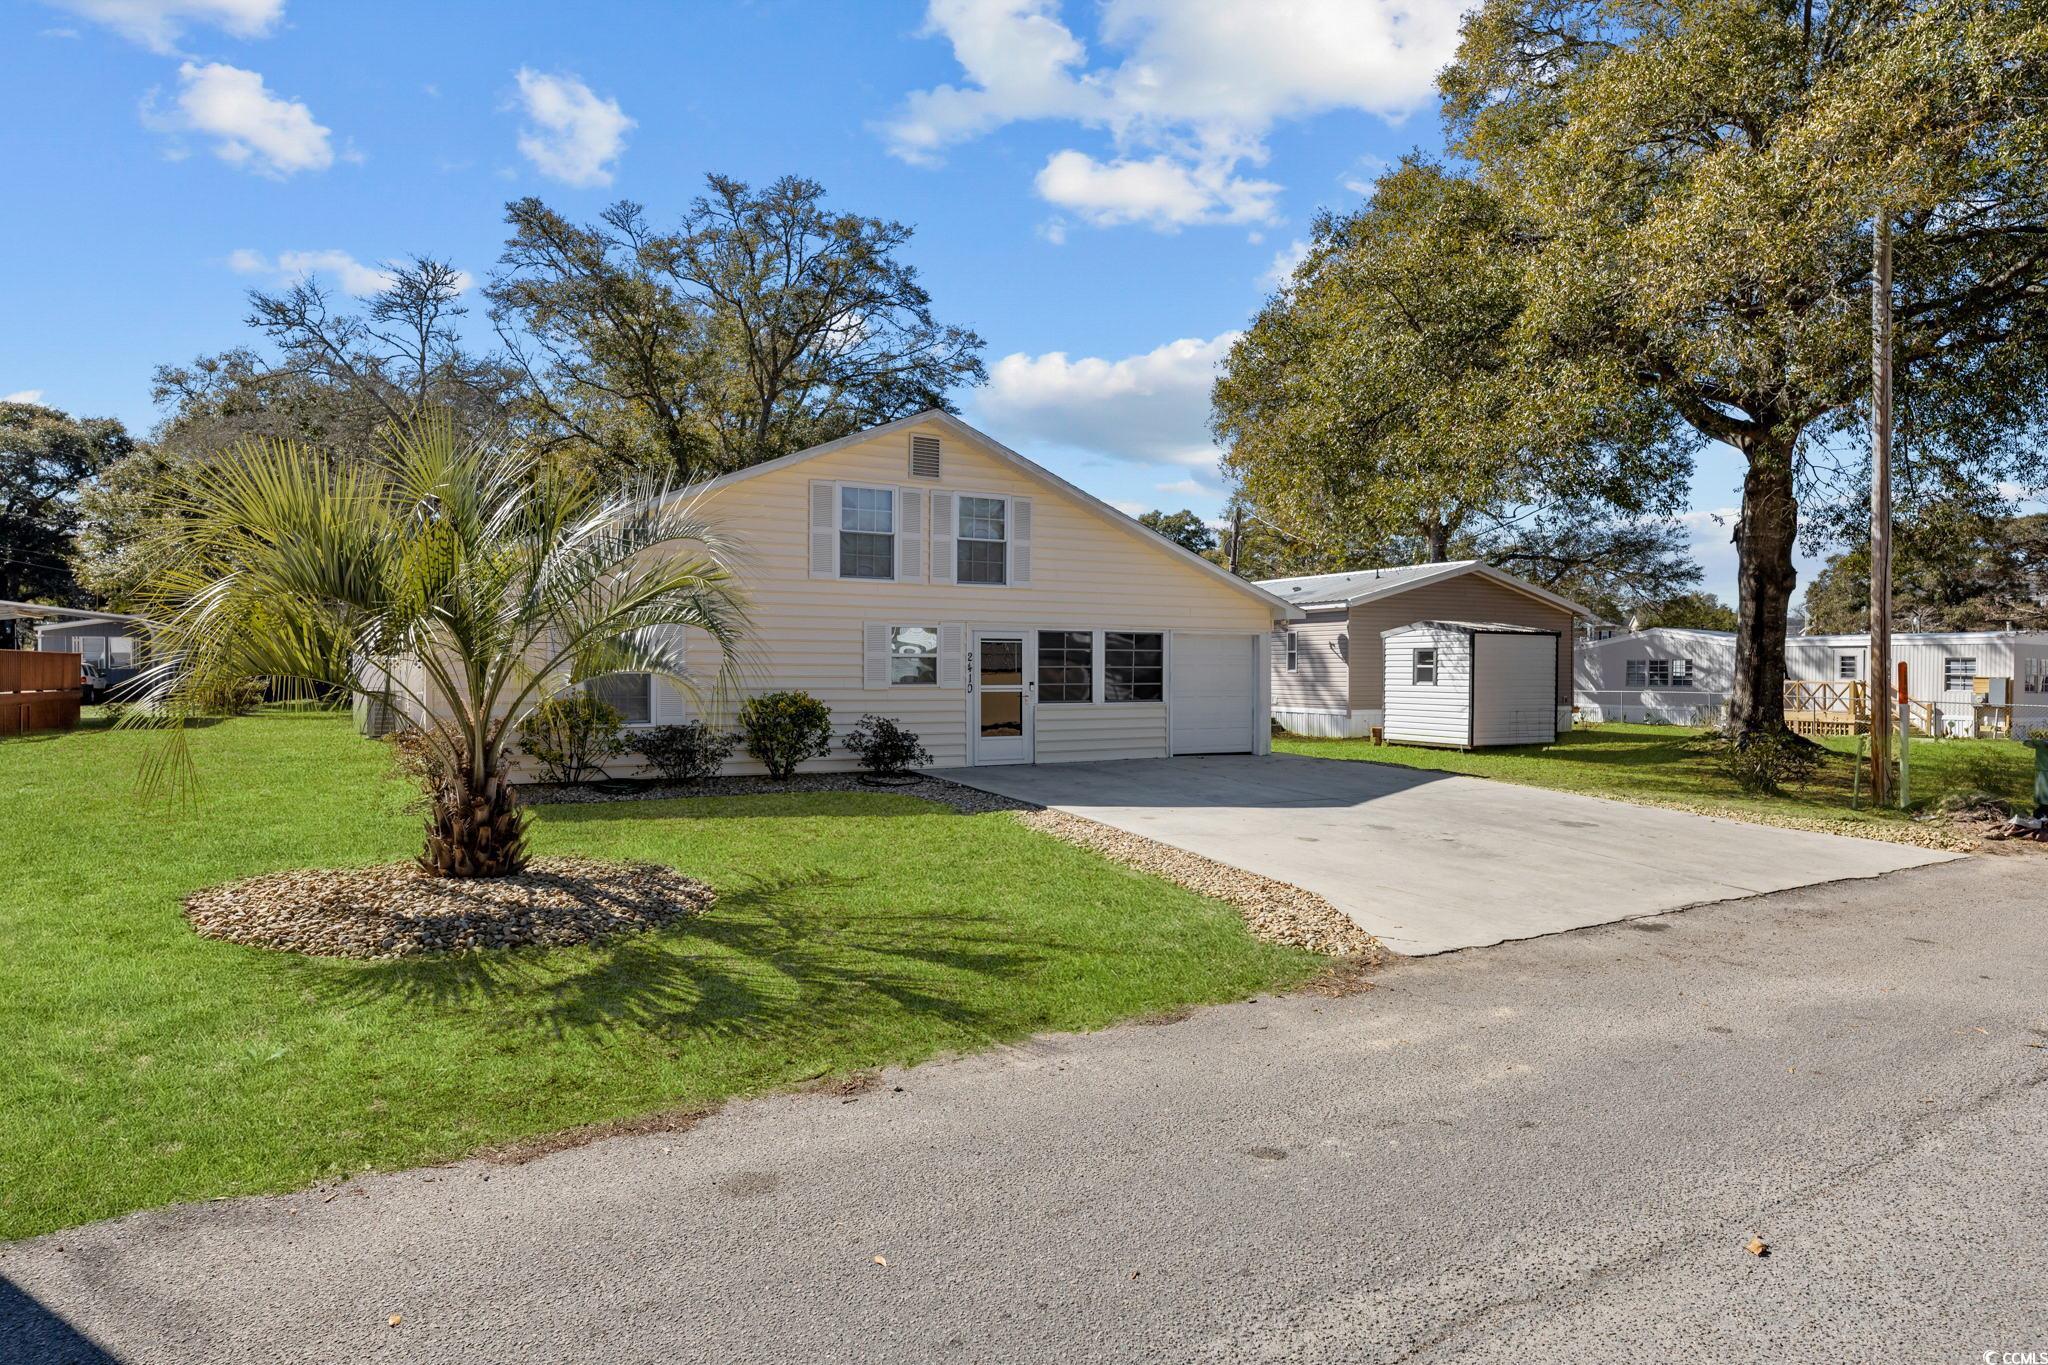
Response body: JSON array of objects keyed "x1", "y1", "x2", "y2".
[
  {"x1": 1276, "y1": 722, "x2": 2037, "y2": 832},
  {"x1": 1, "y1": 710, "x2": 1318, "y2": 1240}
]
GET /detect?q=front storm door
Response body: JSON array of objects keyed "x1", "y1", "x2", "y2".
[{"x1": 971, "y1": 632, "x2": 1034, "y2": 765}]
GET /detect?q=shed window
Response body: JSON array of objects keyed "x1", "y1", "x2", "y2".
[
  {"x1": 1837, "y1": 652, "x2": 1860, "y2": 680},
  {"x1": 956, "y1": 496, "x2": 1007, "y2": 585},
  {"x1": 1412, "y1": 648, "x2": 1437, "y2": 685},
  {"x1": 890, "y1": 626, "x2": 939, "y2": 686},
  {"x1": 1037, "y1": 630, "x2": 1092, "y2": 703},
  {"x1": 1104, "y1": 632, "x2": 1163, "y2": 702},
  {"x1": 838, "y1": 486, "x2": 895, "y2": 580},
  {"x1": 1944, "y1": 656, "x2": 1978, "y2": 690},
  {"x1": 1285, "y1": 632, "x2": 1298, "y2": 672},
  {"x1": 588, "y1": 673, "x2": 653, "y2": 727}
]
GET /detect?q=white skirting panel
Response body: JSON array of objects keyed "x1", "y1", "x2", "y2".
[{"x1": 1273, "y1": 707, "x2": 1380, "y2": 738}]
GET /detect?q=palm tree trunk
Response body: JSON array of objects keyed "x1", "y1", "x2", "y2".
[{"x1": 419, "y1": 760, "x2": 527, "y2": 878}]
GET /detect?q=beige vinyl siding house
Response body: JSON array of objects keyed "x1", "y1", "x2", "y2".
[
  {"x1": 1260, "y1": 562, "x2": 1586, "y2": 739},
  {"x1": 398, "y1": 412, "x2": 1298, "y2": 777}
]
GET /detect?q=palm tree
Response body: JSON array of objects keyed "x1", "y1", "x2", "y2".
[{"x1": 128, "y1": 412, "x2": 749, "y2": 877}]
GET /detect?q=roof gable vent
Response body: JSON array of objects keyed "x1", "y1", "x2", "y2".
[{"x1": 909, "y1": 433, "x2": 942, "y2": 479}]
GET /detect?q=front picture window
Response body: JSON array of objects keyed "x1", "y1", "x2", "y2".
[
  {"x1": 1105, "y1": 632, "x2": 1163, "y2": 701},
  {"x1": 1037, "y1": 630, "x2": 1092, "y2": 702},
  {"x1": 957, "y1": 496, "x2": 1007, "y2": 584},
  {"x1": 839, "y1": 486, "x2": 895, "y2": 580},
  {"x1": 890, "y1": 625, "x2": 939, "y2": 686}
]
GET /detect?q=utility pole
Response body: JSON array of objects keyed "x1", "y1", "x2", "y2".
[{"x1": 1868, "y1": 214, "x2": 1895, "y2": 806}]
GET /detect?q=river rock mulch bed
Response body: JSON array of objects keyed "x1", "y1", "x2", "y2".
[
  {"x1": 520, "y1": 773, "x2": 1379, "y2": 961},
  {"x1": 183, "y1": 858, "x2": 717, "y2": 959}
]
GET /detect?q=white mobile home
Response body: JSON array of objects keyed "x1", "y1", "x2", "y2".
[
  {"x1": 1577, "y1": 626, "x2": 2048, "y2": 736},
  {"x1": 1381, "y1": 622, "x2": 1564, "y2": 748}
]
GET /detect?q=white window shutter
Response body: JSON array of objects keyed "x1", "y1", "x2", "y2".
[
  {"x1": 809, "y1": 480, "x2": 837, "y2": 578},
  {"x1": 897, "y1": 487, "x2": 924, "y2": 582},
  {"x1": 938, "y1": 623, "x2": 965, "y2": 688},
  {"x1": 930, "y1": 491, "x2": 955, "y2": 584},
  {"x1": 1011, "y1": 497, "x2": 1033, "y2": 585},
  {"x1": 863, "y1": 622, "x2": 891, "y2": 690}
]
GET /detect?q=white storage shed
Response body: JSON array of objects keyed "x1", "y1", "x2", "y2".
[{"x1": 1381, "y1": 621, "x2": 1562, "y2": 748}]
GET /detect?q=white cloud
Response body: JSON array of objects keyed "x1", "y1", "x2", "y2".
[
  {"x1": 4, "y1": 390, "x2": 47, "y2": 404},
  {"x1": 511, "y1": 69, "x2": 633, "y2": 188},
  {"x1": 41, "y1": 0, "x2": 282, "y2": 53},
  {"x1": 1155, "y1": 476, "x2": 1222, "y2": 500},
  {"x1": 228, "y1": 249, "x2": 473, "y2": 297},
  {"x1": 972, "y1": 331, "x2": 1240, "y2": 467},
  {"x1": 1341, "y1": 152, "x2": 1394, "y2": 196},
  {"x1": 1034, "y1": 150, "x2": 1278, "y2": 230},
  {"x1": 1109, "y1": 499, "x2": 1149, "y2": 517},
  {"x1": 1259, "y1": 237, "x2": 1310, "y2": 290},
  {"x1": 884, "y1": 0, "x2": 1467, "y2": 229},
  {"x1": 147, "y1": 61, "x2": 333, "y2": 177}
]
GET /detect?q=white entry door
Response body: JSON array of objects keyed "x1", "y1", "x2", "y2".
[{"x1": 971, "y1": 631, "x2": 1034, "y2": 765}]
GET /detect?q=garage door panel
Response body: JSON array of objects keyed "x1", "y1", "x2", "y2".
[{"x1": 1170, "y1": 633, "x2": 1256, "y2": 755}]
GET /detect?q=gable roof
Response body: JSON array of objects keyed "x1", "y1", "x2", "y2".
[
  {"x1": 1255, "y1": 560, "x2": 1590, "y2": 618},
  {"x1": 693, "y1": 410, "x2": 1302, "y2": 619}
]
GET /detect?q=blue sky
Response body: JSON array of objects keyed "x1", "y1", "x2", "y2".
[{"x1": 0, "y1": 0, "x2": 1781, "y2": 599}]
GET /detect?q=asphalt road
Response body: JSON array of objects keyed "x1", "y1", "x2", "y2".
[{"x1": 5, "y1": 853, "x2": 2045, "y2": 1364}]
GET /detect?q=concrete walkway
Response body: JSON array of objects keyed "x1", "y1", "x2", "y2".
[
  {"x1": 937, "y1": 753, "x2": 1957, "y2": 954},
  {"x1": 4, "y1": 856, "x2": 2042, "y2": 1364}
]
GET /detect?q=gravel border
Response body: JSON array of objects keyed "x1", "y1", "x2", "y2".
[
  {"x1": 184, "y1": 857, "x2": 717, "y2": 959},
  {"x1": 524, "y1": 773, "x2": 1381, "y2": 960}
]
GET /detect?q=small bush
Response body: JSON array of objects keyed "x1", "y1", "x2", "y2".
[
  {"x1": 845, "y1": 713, "x2": 932, "y2": 777},
  {"x1": 633, "y1": 721, "x2": 738, "y2": 783},
  {"x1": 1718, "y1": 729, "x2": 1824, "y2": 796},
  {"x1": 193, "y1": 677, "x2": 268, "y2": 717},
  {"x1": 517, "y1": 693, "x2": 627, "y2": 783},
  {"x1": 737, "y1": 690, "x2": 835, "y2": 779}
]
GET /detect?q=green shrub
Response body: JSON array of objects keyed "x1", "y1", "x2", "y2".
[
  {"x1": 633, "y1": 721, "x2": 738, "y2": 783},
  {"x1": 517, "y1": 693, "x2": 627, "y2": 783},
  {"x1": 844, "y1": 713, "x2": 932, "y2": 777},
  {"x1": 737, "y1": 690, "x2": 834, "y2": 779},
  {"x1": 192, "y1": 677, "x2": 268, "y2": 717},
  {"x1": 1718, "y1": 729, "x2": 1824, "y2": 796}
]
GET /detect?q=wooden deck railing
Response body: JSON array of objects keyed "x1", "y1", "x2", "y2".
[{"x1": 0, "y1": 649, "x2": 83, "y2": 736}]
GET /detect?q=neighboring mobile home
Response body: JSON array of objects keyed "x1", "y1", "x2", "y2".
[
  {"x1": 1576, "y1": 626, "x2": 2048, "y2": 736},
  {"x1": 1257, "y1": 562, "x2": 1588, "y2": 739},
  {"x1": 394, "y1": 412, "x2": 1301, "y2": 775}
]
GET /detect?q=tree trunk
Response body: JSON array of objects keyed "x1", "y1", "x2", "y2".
[
  {"x1": 1729, "y1": 435, "x2": 1800, "y2": 738},
  {"x1": 419, "y1": 761, "x2": 528, "y2": 878},
  {"x1": 1423, "y1": 518, "x2": 1450, "y2": 563}
]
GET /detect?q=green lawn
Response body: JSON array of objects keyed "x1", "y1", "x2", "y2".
[
  {"x1": 1276, "y1": 722, "x2": 2036, "y2": 830},
  {"x1": 1, "y1": 710, "x2": 1316, "y2": 1239}
]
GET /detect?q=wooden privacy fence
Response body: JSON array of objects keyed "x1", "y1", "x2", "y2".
[{"x1": 0, "y1": 650, "x2": 83, "y2": 736}]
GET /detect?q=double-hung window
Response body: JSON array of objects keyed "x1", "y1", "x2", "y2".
[
  {"x1": 1671, "y1": 658, "x2": 1694, "y2": 685},
  {"x1": 889, "y1": 625, "x2": 939, "y2": 686},
  {"x1": 1037, "y1": 631, "x2": 1093, "y2": 702},
  {"x1": 839, "y1": 486, "x2": 895, "y2": 580},
  {"x1": 1104, "y1": 632, "x2": 1163, "y2": 701},
  {"x1": 957, "y1": 496, "x2": 1007, "y2": 584},
  {"x1": 1413, "y1": 648, "x2": 1437, "y2": 685},
  {"x1": 1645, "y1": 659, "x2": 1674, "y2": 687},
  {"x1": 1625, "y1": 659, "x2": 1648, "y2": 688},
  {"x1": 1285, "y1": 632, "x2": 1299, "y2": 672},
  {"x1": 1945, "y1": 656, "x2": 1978, "y2": 691}
]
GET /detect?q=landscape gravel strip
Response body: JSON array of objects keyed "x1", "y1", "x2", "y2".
[
  {"x1": 183, "y1": 857, "x2": 717, "y2": 959},
  {"x1": 1592, "y1": 794, "x2": 1978, "y2": 852},
  {"x1": 524, "y1": 773, "x2": 1380, "y2": 959},
  {"x1": 1012, "y1": 808, "x2": 1382, "y2": 959}
]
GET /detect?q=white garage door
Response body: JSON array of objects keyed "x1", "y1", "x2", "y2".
[{"x1": 1169, "y1": 633, "x2": 1258, "y2": 755}]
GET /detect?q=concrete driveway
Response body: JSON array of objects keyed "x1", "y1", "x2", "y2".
[{"x1": 939, "y1": 753, "x2": 1957, "y2": 954}]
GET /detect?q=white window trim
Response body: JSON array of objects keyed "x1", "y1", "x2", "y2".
[
  {"x1": 1285, "y1": 631, "x2": 1299, "y2": 673},
  {"x1": 1944, "y1": 656, "x2": 1978, "y2": 691},
  {"x1": 1671, "y1": 657, "x2": 1695, "y2": 685},
  {"x1": 1413, "y1": 648, "x2": 1437, "y2": 686},
  {"x1": 1101, "y1": 629, "x2": 1165, "y2": 704},
  {"x1": 1033, "y1": 628, "x2": 1095, "y2": 706},
  {"x1": 888, "y1": 624, "x2": 940, "y2": 687},
  {"x1": 586, "y1": 673, "x2": 657, "y2": 728},
  {"x1": 836, "y1": 483, "x2": 898, "y2": 583},
  {"x1": 951, "y1": 489, "x2": 1013, "y2": 588}
]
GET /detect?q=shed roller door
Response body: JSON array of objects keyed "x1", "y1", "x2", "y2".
[{"x1": 1170, "y1": 633, "x2": 1257, "y2": 755}]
